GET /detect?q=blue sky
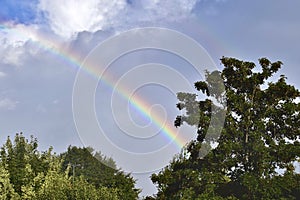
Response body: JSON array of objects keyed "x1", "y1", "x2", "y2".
[
  {"x1": 0, "y1": 0, "x2": 300, "y2": 197},
  {"x1": 0, "y1": 0, "x2": 39, "y2": 23}
]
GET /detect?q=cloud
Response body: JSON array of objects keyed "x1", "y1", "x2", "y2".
[
  {"x1": 37, "y1": 0, "x2": 200, "y2": 38},
  {"x1": 0, "y1": 71, "x2": 6, "y2": 78},
  {"x1": 38, "y1": 0, "x2": 127, "y2": 38},
  {"x1": 0, "y1": 22, "x2": 39, "y2": 46},
  {"x1": 36, "y1": 104, "x2": 47, "y2": 113},
  {"x1": 0, "y1": 45, "x2": 25, "y2": 66},
  {"x1": 137, "y1": 0, "x2": 198, "y2": 21},
  {"x1": 0, "y1": 98, "x2": 18, "y2": 110},
  {"x1": 0, "y1": 22, "x2": 69, "y2": 67},
  {"x1": 0, "y1": 0, "x2": 203, "y2": 67},
  {"x1": 0, "y1": 23, "x2": 40, "y2": 66},
  {"x1": 0, "y1": 0, "x2": 228, "y2": 41}
]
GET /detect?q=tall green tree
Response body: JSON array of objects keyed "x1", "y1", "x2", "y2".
[
  {"x1": 0, "y1": 133, "x2": 136, "y2": 199},
  {"x1": 0, "y1": 164, "x2": 19, "y2": 199},
  {"x1": 60, "y1": 146, "x2": 140, "y2": 200},
  {"x1": 151, "y1": 57, "x2": 300, "y2": 199},
  {"x1": 0, "y1": 133, "x2": 51, "y2": 195}
]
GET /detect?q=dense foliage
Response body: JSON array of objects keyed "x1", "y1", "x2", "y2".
[
  {"x1": 0, "y1": 133, "x2": 140, "y2": 199},
  {"x1": 61, "y1": 146, "x2": 140, "y2": 200},
  {"x1": 2, "y1": 57, "x2": 300, "y2": 199},
  {"x1": 150, "y1": 57, "x2": 300, "y2": 199}
]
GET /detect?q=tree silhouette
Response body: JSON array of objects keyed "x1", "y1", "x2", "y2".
[{"x1": 151, "y1": 57, "x2": 300, "y2": 199}]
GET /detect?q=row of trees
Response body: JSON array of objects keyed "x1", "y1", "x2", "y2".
[
  {"x1": 1, "y1": 57, "x2": 299, "y2": 199},
  {"x1": 148, "y1": 57, "x2": 300, "y2": 199},
  {"x1": 0, "y1": 133, "x2": 140, "y2": 199}
]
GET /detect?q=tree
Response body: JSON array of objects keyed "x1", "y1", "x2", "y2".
[
  {"x1": 31, "y1": 152, "x2": 121, "y2": 200},
  {"x1": 60, "y1": 146, "x2": 140, "y2": 199},
  {"x1": 0, "y1": 164, "x2": 19, "y2": 199},
  {"x1": 0, "y1": 133, "x2": 136, "y2": 199},
  {"x1": 0, "y1": 133, "x2": 52, "y2": 196},
  {"x1": 151, "y1": 57, "x2": 300, "y2": 199}
]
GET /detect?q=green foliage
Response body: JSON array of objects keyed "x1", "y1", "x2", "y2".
[
  {"x1": 60, "y1": 146, "x2": 140, "y2": 200},
  {"x1": 0, "y1": 164, "x2": 20, "y2": 199},
  {"x1": 0, "y1": 133, "x2": 140, "y2": 199},
  {"x1": 60, "y1": 146, "x2": 116, "y2": 187},
  {"x1": 151, "y1": 57, "x2": 300, "y2": 199},
  {"x1": 0, "y1": 133, "x2": 51, "y2": 195}
]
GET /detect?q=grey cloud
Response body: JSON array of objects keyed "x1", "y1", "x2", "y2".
[{"x1": 0, "y1": 98, "x2": 18, "y2": 110}]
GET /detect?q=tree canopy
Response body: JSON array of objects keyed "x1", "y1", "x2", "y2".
[
  {"x1": 1, "y1": 57, "x2": 300, "y2": 199},
  {"x1": 150, "y1": 57, "x2": 300, "y2": 199},
  {"x1": 0, "y1": 133, "x2": 140, "y2": 199},
  {"x1": 61, "y1": 146, "x2": 140, "y2": 200}
]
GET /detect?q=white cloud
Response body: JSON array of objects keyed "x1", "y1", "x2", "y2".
[
  {"x1": 0, "y1": 22, "x2": 39, "y2": 47},
  {"x1": 0, "y1": 0, "x2": 203, "y2": 58},
  {"x1": 0, "y1": 22, "x2": 69, "y2": 68},
  {"x1": 0, "y1": 23, "x2": 41, "y2": 66},
  {"x1": 0, "y1": 71, "x2": 6, "y2": 78},
  {"x1": 38, "y1": 0, "x2": 127, "y2": 38},
  {"x1": 37, "y1": 0, "x2": 200, "y2": 38},
  {"x1": 0, "y1": 45, "x2": 25, "y2": 66},
  {"x1": 0, "y1": 98, "x2": 18, "y2": 110}
]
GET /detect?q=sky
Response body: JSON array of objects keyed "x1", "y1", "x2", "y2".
[{"x1": 1, "y1": 0, "x2": 300, "y2": 197}]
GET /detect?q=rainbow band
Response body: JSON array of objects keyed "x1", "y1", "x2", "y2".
[{"x1": 1, "y1": 24, "x2": 189, "y2": 150}]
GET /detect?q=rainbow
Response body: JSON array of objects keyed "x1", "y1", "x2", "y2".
[{"x1": 0, "y1": 23, "x2": 192, "y2": 150}]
